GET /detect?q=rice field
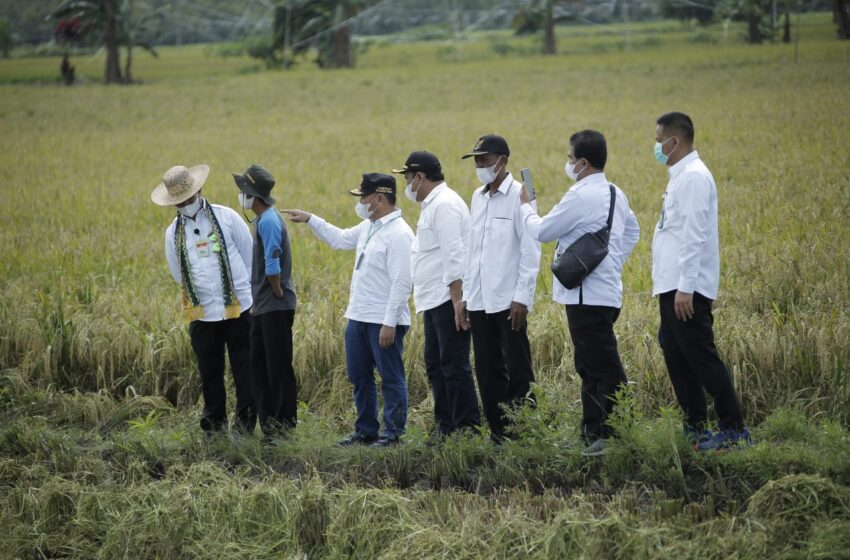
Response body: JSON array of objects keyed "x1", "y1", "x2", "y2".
[{"x1": 1, "y1": 13, "x2": 849, "y2": 559}]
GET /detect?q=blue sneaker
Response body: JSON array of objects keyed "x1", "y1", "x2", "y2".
[
  {"x1": 684, "y1": 426, "x2": 713, "y2": 446},
  {"x1": 697, "y1": 428, "x2": 751, "y2": 451}
]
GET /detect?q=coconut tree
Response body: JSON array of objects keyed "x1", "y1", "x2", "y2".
[
  {"x1": 835, "y1": 0, "x2": 850, "y2": 39},
  {"x1": 274, "y1": 0, "x2": 375, "y2": 69},
  {"x1": 47, "y1": 0, "x2": 160, "y2": 84},
  {"x1": 513, "y1": 0, "x2": 567, "y2": 55}
]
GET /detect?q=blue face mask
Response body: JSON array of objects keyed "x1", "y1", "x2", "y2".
[{"x1": 654, "y1": 137, "x2": 676, "y2": 165}]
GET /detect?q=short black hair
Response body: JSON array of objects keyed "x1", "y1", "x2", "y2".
[
  {"x1": 656, "y1": 112, "x2": 695, "y2": 143},
  {"x1": 569, "y1": 130, "x2": 607, "y2": 170},
  {"x1": 424, "y1": 170, "x2": 444, "y2": 182},
  {"x1": 384, "y1": 192, "x2": 397, "y2": 205}
]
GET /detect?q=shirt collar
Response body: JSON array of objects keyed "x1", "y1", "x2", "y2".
[
  {"x1": 572, "y1": 171, "x2": 607, "y2": 190},
  {"x1": 668, "y1": 150, "x2": 700, "y2": 180},
  {"x1": 484, "y1": 173, "x2": 513, "y2": 195},
  {"x1": 422, "y1": 182, "x2": 447, "y2": 206},
  {"x1": 375, "y1": 208, "x2": 402, "y2": 225}
]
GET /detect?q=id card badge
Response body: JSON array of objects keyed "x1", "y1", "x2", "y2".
[
  {"x1": 355, "y1": 252, "x2": 365, "y2": 270},
  {"x1": 196, "y1": 238, "x2": 211, "y2": 258}
]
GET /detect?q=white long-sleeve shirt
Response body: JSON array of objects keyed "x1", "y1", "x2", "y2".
[
  {"x1": 652, "y1": 151, "x2": 721, "y2": 299},
  {"x1": 164, "y1": 200, "x2": 254, "y2": 321},
  {"x1": 410, "y1": 183, "x2": 470, "y2": 313},
  {"x1": 521, "y1": 172, "x2": 640, "y2": 307},
  {"x1": 463, "y1": 173, "x2": 541, "y2": 313},
  {"x1": 308, "y1": 209, "x2": 414, "y2": 327}
]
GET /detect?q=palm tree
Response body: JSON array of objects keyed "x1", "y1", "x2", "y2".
[
  {"x1": 275, "y1": 0, "x2": 374, "y2": 69},
  {"x1": 512, "y1": 0, "x2": 578, "y2": 55},
  {"x1": 48, "y1": 0, "x2": 159, "y2": 84},
  {"x1": 835, "y1": 0, "x2": 850, "y2": 39},
  {"x1": 274, "y1": 0, "x2": 364, "y2": 68}
]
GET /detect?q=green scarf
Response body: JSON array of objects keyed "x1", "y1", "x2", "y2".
[{"x1": 174, "y1": 200, "x2": 242, "y2": 322}]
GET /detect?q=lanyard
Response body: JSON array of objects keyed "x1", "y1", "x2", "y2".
[{"x1": 363, "y1": 215, "x2": 400, "y2": 251}]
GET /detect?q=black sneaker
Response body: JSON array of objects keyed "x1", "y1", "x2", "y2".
[
  {"x1": 370, "y1": 435, "x2": 400, "y2": 448},
  {"x1": 337, "y1": 432, "x2": 378, "y2": 446}
]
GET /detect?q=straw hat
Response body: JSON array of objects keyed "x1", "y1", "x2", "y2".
[{"x1": 151, "y1": 164, "x2": 210, "y2": 206}]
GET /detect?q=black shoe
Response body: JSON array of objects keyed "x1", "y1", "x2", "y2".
[
  {"x1": 337, "y1": 432, "x2": 378, "y2": 446},
  {"x1": 370, "y1": 435, "x2": 400, "y2": 448}
]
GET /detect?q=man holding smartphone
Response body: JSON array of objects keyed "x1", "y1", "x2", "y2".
[
  {"x1": 457, "y1": 134, "x2": 541, "y2": 443},
  {"x1": 520, "y1": 130, "x2": 640, "y2": 456}
]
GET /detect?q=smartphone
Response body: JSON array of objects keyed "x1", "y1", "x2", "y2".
[{"x1": 520, "y1": 168, "x2": 536, "y2": 201}]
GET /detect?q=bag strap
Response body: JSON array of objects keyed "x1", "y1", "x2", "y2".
[{"x1": 605, "y1": 184, "x2": 616, "y2": 231}]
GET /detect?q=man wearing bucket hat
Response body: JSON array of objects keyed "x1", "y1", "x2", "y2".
[
  {"x1": 233, "y1": 164, "x2": 298, "y2": 439},
  {"x1": 283, "y1": 173, "x2": 414, "y2": 447},
  {"x1": 393, "y1": 151, "x2": 481, "y2": 439},
  {"x1": 458, "y1": 134, "x2": 541, "y2": 443},
  {"x1": 152, "y1": 164, "x2": 255, "y2": 434}
]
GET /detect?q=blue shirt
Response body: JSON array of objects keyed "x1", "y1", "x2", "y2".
[
  {"x1": 257, "y1": 208, "x2": 283, "y2": 276},
  {"x1": 252, "y1": 208, "x2": 296, "y2": 314}
]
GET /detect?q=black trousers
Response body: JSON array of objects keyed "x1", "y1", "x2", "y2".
[
  {"x1": 188, "y1": 310, "x2": 255, "y2": 432},
  {"x1": 423, "y1": 300, "x2": 481, "y2": 435},
  {"x1": 469, "y1": 308, "x2": 535, "y2": 438},
  {"x1": 658, "y1": 291, "x2": 744, "y2": 431},
  {"x1": 250, "y1": 309, "x2": 298, "y2": 435},
  {"x1": 565, "y1": 305, "x2": 627, "y2": 442}
]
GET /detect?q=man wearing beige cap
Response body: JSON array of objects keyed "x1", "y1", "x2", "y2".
[{"x1": 152, "y1": 164, "x2": 256, "y2": 434}]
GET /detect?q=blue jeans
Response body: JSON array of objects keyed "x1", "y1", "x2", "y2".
[{"x1": 344, "y1": 320, "x2": 409, "y2": 438}]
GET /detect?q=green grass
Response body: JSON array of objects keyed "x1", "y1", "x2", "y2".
[{"x1": 1, "y1": 13, "x2": 850, "y2": 559}]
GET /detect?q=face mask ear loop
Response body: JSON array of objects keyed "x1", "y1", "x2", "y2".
[
  {"x1": 493, "y1": 157, "x2": 504, "y2": 179},
  {"x1": 240, "y1": 196, "x2": 255, "y2": 224}
]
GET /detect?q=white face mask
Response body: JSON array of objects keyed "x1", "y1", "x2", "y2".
[
  {"x1": 178, "y1": 196, "x2": 202, "y2": 218},
  {"x1": 238, "y1": 192, "x2": 254, "y2": 210},
  {"x1": 355, "y1": 199, "x2": 375, "y2": 220},
  {"x1": 475, "y1": 158, "x2": 502, "y2": 185},
  {"x1": 565, "y1": 159, "x2": 585, "y2": 181},
  {"x1": 404, "y1": 175, "x2": 421, "y2": 202}
]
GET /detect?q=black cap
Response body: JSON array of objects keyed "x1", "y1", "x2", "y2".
[
  {"x1": 233, "y1": 164, "x2": 276, "y2": 205},
  {"x1": 392, "y1": 151, "x2": 443, "y2": 177},
  {"x1": 461, "y1": 134, "x2": 510, "y2": 159},
  {"x1": 349, "y1": 173, "x2": 396, "y2": 197}
]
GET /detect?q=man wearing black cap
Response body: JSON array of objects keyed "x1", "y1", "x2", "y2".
[
  {"x1": 233, "y1": 164, "x2": 298, "y2": 439},
  {"x1": 284, "y1": 173, "x2": 414, "y2": 447},
  {"x1": 394, "y1": 151, "x2": 481, "y2": 438},
  {"x1": 458, "y1": 134, "x2": 541, "y2": 443}
]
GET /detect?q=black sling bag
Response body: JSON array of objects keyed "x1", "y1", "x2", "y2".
[{"x1": 551, "y1": 184, "x2": 615, "y2": 290}]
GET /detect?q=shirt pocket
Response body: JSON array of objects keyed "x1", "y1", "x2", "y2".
[
  {"x1": 489, "y1": 216, "x2": 514, "y2": 244},
  {"x1": 417, "y1": 226, "x2": 439, "y2": 252},
  {"x1": 660, "y1": 191, "x2": 678, "y2": 230}
]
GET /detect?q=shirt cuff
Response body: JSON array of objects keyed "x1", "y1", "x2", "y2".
[
  {"x1": 512, "y1": 291, "x2": 533, "y2": 309},
  {"x1": 442, "y1": 272, "x2": 463, "y2": 286},
  {"x1": 382, "y1": 313, "x2": 399, "y2": 328},
  {"x1": 519, "y1": 203, "x2": 535, "y2": 224},
  {"x1": 676, "y1": 277, "x2": 695, "y2": 294}
]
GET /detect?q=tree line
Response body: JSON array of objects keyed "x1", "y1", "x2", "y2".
[{"x1": 0, "y1": 0, "x2": 846, "y2": 82}]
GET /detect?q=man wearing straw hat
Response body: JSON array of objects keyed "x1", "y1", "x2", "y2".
[
  {"x1": 233, "y1": 164, "x2": 298, "y2": 439},
  {"x1": 152, "y1": 164, "x2": 256, "y2": 434}
]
